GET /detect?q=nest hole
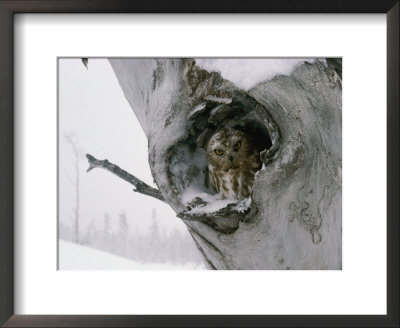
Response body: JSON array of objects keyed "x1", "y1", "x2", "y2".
[{"x1": 168, "y1": 93, "x2": 278, "y2": 211}]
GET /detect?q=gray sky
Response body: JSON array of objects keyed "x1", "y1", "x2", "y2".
[{"x1": 59, "y1": 58, "x2": 188, "y2": 236}]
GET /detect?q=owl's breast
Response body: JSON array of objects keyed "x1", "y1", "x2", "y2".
[{"x1": 210, "y1": 167, "x2": 255, "y2": 200}]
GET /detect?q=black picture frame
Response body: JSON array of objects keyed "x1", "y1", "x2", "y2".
[{"x1": 0, "y1": 1, "x2": 398, "y2": 327}]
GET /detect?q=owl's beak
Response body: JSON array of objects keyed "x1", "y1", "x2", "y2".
[{"x1": 222, "y1": 163, "x2": 233, "y2": 172}]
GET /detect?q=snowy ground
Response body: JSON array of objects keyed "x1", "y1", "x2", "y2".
[{"x1": 59, "y1": 240, "x2": 206, "y2": 270}]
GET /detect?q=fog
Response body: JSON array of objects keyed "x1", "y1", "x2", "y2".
[{"x1": 59, "y1": 58, "x2": 205, "y2": 268}]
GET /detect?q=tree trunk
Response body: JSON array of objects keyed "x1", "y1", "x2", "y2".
[{"x1": 106, "y1": 58, "x2": 342, "y2": 270}]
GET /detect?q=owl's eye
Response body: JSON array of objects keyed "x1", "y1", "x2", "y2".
[
  {"x1": 215, "y1": 149, "x2": 223, "y2": 156},
  {"x1": 234, "y1": 141, "x2": 241, "y2": 150}
]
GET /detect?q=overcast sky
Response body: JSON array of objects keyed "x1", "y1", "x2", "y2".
[{"x1": 59, "y1": 58, "x2": 188, "y2": 237}]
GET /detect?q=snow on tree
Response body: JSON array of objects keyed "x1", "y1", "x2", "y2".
[{"x1": 86, "y1": 58, "x2": 342, "y2": 270}]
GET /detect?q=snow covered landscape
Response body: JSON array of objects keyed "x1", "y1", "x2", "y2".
[
  {"x1": 58, "y1": 58, "x2": 311, "y2": 269},
  {"x1": 58, "y1": 57, "x2": 341, "y2": 270},
  {"x1": 59, "y1": 240, "x2": 205, "y2": 270}
]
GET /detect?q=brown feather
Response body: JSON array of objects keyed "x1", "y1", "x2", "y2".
[{"x1": 207, "y1": 128, "x2": 261, "y2": 200}]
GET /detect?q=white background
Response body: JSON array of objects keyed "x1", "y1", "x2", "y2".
[{"x1": 14, "y1": 14, "x2": 387, "y2": 314}]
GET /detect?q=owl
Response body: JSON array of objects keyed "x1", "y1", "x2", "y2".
[{"x1": 207, "y1": 128, "x2": 261, "y2": 200}]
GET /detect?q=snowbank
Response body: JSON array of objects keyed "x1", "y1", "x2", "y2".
[{"x1": 59, "y1": 240, "x2": 205, "y2": 270}]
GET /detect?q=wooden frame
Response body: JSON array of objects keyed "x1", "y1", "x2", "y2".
[{"x1": 0, "y1": 1, "x2": 398, "y2": 327}]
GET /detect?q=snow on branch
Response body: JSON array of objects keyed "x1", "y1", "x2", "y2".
[{"x1": 85, "y1": 154, "x2": 165, "y2": 202}]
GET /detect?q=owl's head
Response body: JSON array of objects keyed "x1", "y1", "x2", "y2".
[{"x1": 207, "y1": 128, "x2": 258, "y2": 172}]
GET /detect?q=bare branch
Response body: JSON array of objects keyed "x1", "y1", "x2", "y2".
[{"x1": 85, "y1": 153, "x2": 165, "y2": 202}]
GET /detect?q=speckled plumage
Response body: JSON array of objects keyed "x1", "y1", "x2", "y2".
[{"x1": 207, "y1": 128, "x2": 261, "y2": 200}]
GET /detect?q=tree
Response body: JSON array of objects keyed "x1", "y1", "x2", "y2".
[
  {"x1": 86, "y1": 58, "x2": 342, "y2": 270},
  {"x1": 65, "y1": 133, "x2": 82, "y2": 244},
  {"x1": 84, "y1": 218, "x2": 98, "y2": 246},
  {"x1": 118, "y1": 211, "x2": 129, "y2": 257},
  {"x1": 102, "y1": 212, "x2": 112, "y2": 251},
  {"x1": 148, "y1": 208, "x2": 161, "y2": 262}
]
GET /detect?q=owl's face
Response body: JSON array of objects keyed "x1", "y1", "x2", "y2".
[{"x1": 207, "y1": 128, "x2": 256, "y2": 172}]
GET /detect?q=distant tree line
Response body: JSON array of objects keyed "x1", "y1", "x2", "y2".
[{"x1": 59, "y1": 208, "x2": 204, "y2": 266}]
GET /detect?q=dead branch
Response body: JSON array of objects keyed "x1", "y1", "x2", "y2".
[{"x1": 85, "y1": 153, "x2": 165, "y2": 202}]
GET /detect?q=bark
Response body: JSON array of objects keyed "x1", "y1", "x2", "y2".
[
  {"x1": 99, "y1": 58, "x2": 342, "y2": 270},
  {"x1": 86, "y1": 154, "x2": 165, "y2": 201}
]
